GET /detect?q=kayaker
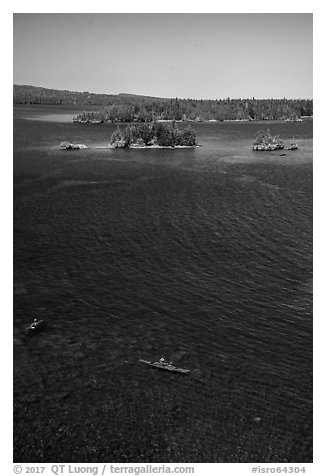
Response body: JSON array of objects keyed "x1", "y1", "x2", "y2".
[
  {"x1": 159, "y1": 357, "x2": 172, "y2": 366},
  {"x1": 31, "y1": 318, "x2": 39, "y2": 328}
]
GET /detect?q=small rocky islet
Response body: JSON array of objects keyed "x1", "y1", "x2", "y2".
[{"x1": 252, "y1": 130, "x2": 298, "y2": 152}]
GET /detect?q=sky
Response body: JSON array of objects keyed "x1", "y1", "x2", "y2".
[{"x1": 13, "y1": 13, "x2": 312, "y2": 99}]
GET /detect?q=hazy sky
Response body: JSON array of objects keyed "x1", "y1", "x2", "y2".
[{"x1": 13, "y1": 13, "x2": 312, "y2": 99}]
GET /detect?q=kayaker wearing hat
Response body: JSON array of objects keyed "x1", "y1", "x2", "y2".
[{"x1": 159, "y1": 357, "x2": 172, "y2": 366}]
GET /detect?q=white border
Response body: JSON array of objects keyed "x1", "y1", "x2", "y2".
[{"x1": 5, "y1": 3, "x2": 322, "y2": 475}]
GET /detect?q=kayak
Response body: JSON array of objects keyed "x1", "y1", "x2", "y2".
[
  {"x1": 26, "y1": 319, "x2": 44, "y2": 334},
  {"x1": 139, "y1": 359, "x2": 190, "y2": 374}
]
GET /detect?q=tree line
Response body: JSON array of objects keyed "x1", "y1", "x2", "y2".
[{"x1": 14, "y1": 84, "x2": 313, "y2": 121}]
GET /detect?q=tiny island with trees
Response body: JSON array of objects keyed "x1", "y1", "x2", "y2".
[
  {"x1": 253, "y1": 130, "x2": 298, "y2": 151},
  {"x1": 253, "y1": 130, "x2": 284, "y2": 151},
  {"x1": 110, "y1": 122, "x2": 197, "y2": 148}
]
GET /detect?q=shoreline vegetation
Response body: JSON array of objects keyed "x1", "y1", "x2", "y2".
[
  {"x1": 14, "y1": 85, "x2": 313, "y2": 123},
  {"x1": 72, "y1": 113, "x2": 307, "y2": 125}
]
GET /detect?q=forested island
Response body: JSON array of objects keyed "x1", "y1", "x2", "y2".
[
  {"x1": 110, "y1": 122, "x2": 197, "y2": 148},
  {"x1": 14, "y1": 85, "x2": 313, "y2": 122}
]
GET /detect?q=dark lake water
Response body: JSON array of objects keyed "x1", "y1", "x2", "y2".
[{"x1": 13, "y1": 105, "x2": 313, "y2": 463}]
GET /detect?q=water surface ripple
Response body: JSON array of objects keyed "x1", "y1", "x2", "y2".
[{"x1": 14, "y1": 107, "x2": 312, "y2": 463}]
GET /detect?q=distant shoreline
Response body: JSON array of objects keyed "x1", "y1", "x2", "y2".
[
  {"x1": 23, "y1": 112, "x2": 313, "y2": 125},
  {"x1": 14, "y1": 86, "x2": 313, "y2": 123},
  {"x1": 73, "y1": 117, "x2": 311, "y2": 125}
]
